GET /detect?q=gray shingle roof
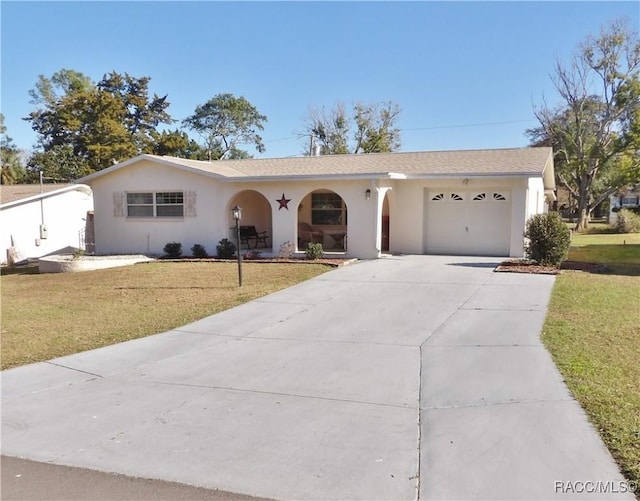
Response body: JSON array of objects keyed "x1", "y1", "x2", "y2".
[
  {"x1": 1, "y1": 184, "x2": 74, "y2": 205},
  {"x1": 157, "y1": 147, "x2": 552, "y2": 178},
  {"x1": 77, "y1": 147, "x2": 554, "y2": 185}
]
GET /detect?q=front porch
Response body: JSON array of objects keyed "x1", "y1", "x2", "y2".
[{"x1": 227, "y1": 188, "x2": 350, "y2": 257}]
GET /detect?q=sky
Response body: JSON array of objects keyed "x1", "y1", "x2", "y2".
[{"x1": 1, "y1": 1, "x2": 639, "y2": 159}]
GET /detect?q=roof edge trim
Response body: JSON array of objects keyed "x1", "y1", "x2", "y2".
[{"x1": 1, "y1": 184, "x2": 92, "y2": 210}]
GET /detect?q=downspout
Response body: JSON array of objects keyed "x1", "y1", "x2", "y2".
[
  {"x1": 38, "y1": 171, "x2": 47, "y2": 239},
  {"x1": 39, "y1": 171, "x2": 45, "y2": 225}
]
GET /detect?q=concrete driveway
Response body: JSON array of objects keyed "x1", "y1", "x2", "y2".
[{"x1": 1, "y1": 255, "x2": 632, "y2": 500}]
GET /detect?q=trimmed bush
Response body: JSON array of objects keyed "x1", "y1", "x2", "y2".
[
  {"x1": 278, "y1": 241, "x2": 295, "y2": 259},
  {"x1": 191, "y1": 244, "x2": 208, "y2": 258},
  {"x1": 524, "y1": 212, "x2": 571, "y2": 267},
  {"x1": 305, "y1": 242, "x2": 324, "y2": 260},
  {"x1": 243, "y1": 249, "x2": 262, "y2": 260},
  {"x1": 614, "y1": 208, "x2": 640, "y2": 234},
  {"x1": 163, "y1": 241, "x2": 182, "y2": 258},
  {"x1": 216, "y1": 238, "x2": 236, "y2": 259}
]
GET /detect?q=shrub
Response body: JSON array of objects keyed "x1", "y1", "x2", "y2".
[
  {"x1": 278, "y1": 241, "x2": 295, "y2": 259},
  {"x1": 612, "y1": 206, "x2": 640, "y2": 215},
  {"x1": 191, "y1": 244, "x2": 208, "y2": 258},
  {"x1": 243, "y1": 249, "x2": 262, "y2": 260},
  {"x1": 614, "y1": 208, "x2": 640, "y2": 234},
  {"x1": 216, "y1": 238, "x2": 236, "y2": 259},
  {"x1": 524, "y1": 212, "x2": 571, "y2": 267},
  {"x1": 163, "y1": 241, "x2": 182, "y2": 258},
  {"x1": 305, "y1": 242, "x2": 324, "y2": 260}
]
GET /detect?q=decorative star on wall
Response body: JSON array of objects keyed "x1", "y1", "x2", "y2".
[{"x1": 276, "y1": 193, "x2": 291, "y2": 210}]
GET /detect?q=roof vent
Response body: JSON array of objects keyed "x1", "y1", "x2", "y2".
[{"x1": 309, "y1": 135, "x2": 321, "y2": 156}]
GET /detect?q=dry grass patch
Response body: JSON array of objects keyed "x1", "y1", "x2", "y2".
[{"x1": 1, "y1": 261, "x2": 331, "y2": 370}]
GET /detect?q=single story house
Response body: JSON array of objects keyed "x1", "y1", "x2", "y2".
[
  {"x1": 76, "y1": 147, "x2": 555, "y2": 259},
  {"x1": 0, "y1": 184, "x2": 94, "y2": 264}
]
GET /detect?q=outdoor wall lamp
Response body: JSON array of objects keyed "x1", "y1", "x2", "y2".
[
  {"x1": 365, "y1": 189, "x2": 371, "y2": 200},
  {"x1": 232, "y1": 205, "x2": 243, "y2": 287}
]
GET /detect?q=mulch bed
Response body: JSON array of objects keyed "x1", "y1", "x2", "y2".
[
  {"x1": 159, "y1": 256, "x2": 607, "y2": 274},
  {"x1": 158, "y1": 257, "x2": 357, "y2": 267},
  {"x1": 495, "y1": 259, "x2": 607, "y2": 275}
]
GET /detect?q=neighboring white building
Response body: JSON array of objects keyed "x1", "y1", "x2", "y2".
[
  {"x1": 77, "y1": 147, "x2": 555, "y2": 259},
  {"x1": 0, "y1": 184, "x2": 94, "y2": 264},
  {"x1": 609, "y1": 185, "x2": 640, "y2": 223}
]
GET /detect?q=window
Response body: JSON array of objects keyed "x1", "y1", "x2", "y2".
[
  {"x1": 156, "y1": 192, "x2": 184, "y2": 216},
  {"x1": 450, "y1": 193, "x2": 464, "y2": 201},
  {"x1": 127, "y1": 193, "x2": 154, "y2": 217},
  {"x1": 492, "y1": 192, "x2": 507, "y2": 201},
  {"x1": 431, "y1": 193, "x2": 445, "y2": 201},
  {"x1": 127, "y1": 192, "x2": 184, "y2": 218},
  {"x1": 473, "y1": 193, "x2": 487, "y2": 201},
  {"x1": 311, "y1": 193, "x2": 346, "y2": 225}
]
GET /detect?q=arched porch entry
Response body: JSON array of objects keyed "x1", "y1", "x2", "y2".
[
  {"x1": 297, "y1": 189, "x2": 348, "y2": 252},
  {"x1": 227, "y1": 190, "x2": 272, "y2": 251},
  {"x1": 381, "y1": 191, "x2": 391, "y2": 252}
]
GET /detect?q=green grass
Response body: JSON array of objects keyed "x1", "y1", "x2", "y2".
[
  {"x1": 568, "y1": 232, "x2": 640, "y2": 275},
  {"x1": 543, "y1": 234, "x2": 640, "y2": 485},
  {"x1": 571, "y1": 231, "x2": 640, "y2": 247},
  {"x1": 1, "y1": 261, "x2": 332, "y2": 370}
]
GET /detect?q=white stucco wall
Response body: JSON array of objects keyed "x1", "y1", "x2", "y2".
[
  {"x1": 91, "y1": 161, "x2": 227, "y2": 256},
  {"x1": 516, "y1": 177, "x2": 549, "y2": 254},
  {"x1": 89, "y1": 161, "x2": 380, "y2": 258},
  {"x1": 387, "y1": 177, "x2": 528, "y2": 257},
  {"x1": 526, "y1": 177, "x2": 545, "y2": 219},
  {"x1": 0, "y1": 185, "x2": 93, "y2": 264}
]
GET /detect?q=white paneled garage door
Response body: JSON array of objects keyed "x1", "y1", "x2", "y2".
[{"x1": 424, "y1": 189, "x2": 511, "y2": 256}]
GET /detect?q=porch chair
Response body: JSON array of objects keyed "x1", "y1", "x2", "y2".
[
  {"x1": 298, "y1": 222, "x2": 323, "y2": 249},
  {"x1": 239, "y1": 225, "x2": 269, "y2": 249}
]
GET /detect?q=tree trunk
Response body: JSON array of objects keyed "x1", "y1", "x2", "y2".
[
  {"x1": 576, "y1": 208, "x2": 590, "y2": 231},
  {"x1": 575, "y1": 180, "x2": 591, "y2": 231}
]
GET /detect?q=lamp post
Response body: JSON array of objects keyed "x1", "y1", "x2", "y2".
[{"x1": 232, "y1": 205, "x2": 243, "y2": 287}]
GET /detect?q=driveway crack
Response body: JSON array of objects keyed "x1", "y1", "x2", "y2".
[
  {"x1": 45, "y1": 362, "x2": 104, "y2": 379},
  {"x1": 150, "y1": 380, "x2": 416, "y2": 410}
]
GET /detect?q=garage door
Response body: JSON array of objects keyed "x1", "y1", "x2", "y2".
[{"x1": 424, "y1": 189, "x2": 511, "y2": 256}]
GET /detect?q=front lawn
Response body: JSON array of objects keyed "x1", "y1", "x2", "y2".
[
  {"x1": 542, "y1": 234, "x2": 640, "y2": 485},
  {"x1": 1, "y1": 261, "x2": 332, "y2": 370},
  {"x1": 570, "y1": 232, "x2": 640, "y2": 247}
]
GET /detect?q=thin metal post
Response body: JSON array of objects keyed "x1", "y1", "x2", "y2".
[{"x1": 235, "y1": 218, "x2": 242, "y2": 287}]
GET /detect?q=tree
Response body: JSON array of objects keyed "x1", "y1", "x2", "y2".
[
  {"x1": 301, "y1": 101, "x2": 401, "y2": 155},
  {"x1": 25, "y1": 69, "x2": 174, "y2": 174},
  {"x1": 24, "y1": 145, "x2": 93, "y2": 183},
  {"x1": 97, "y1": 72, "x2": 172, "y2": 153},
  {"x1": 149, "y1": 129, "x2": 208, "y2": 159},
  {"x1": 528, "y1": 19, "x2": 640, "y2": 231},
  {"x1": 28, "y1": 69, "x2": 93, "y2": 108},
  {"x1": 182, "y1": 93, "x2": 267, "y2": 160},
  {"x1": 0, "y1": 114, "x2": 25, "y2": 185}
]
